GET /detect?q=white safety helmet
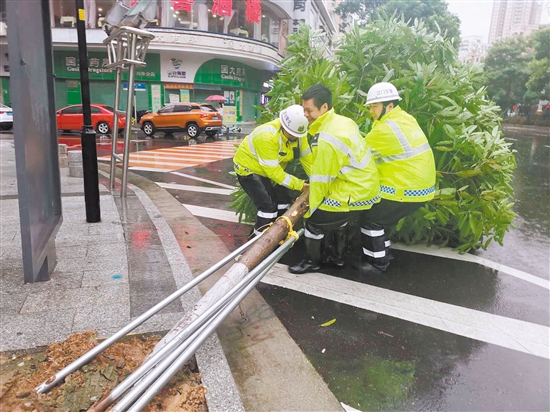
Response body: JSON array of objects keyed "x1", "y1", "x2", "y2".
[
  {"x1": 279, "y1": 105, "x2": 308, "y2": 138},
  {"x1": 366, "y1": 82, "x2": 402, "y2": 105}
]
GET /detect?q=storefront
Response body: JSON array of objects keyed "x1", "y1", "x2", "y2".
[
  {"x1": 158, "y1": 53, "x2": 262, "y2": 122},
  {"x1": 52, "y1": 50, "x2": 161, "y2": 111}
]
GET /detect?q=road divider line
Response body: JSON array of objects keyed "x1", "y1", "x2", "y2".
[
  {"x1": 392, "y1": 243, "x2": 549, "y2": 290},
  {"x1": 157, "y1": 182, "x2": 233, "y2": 196},
  {"x1": 264, "y1": 264, "x2": 550, "y2": 359},
  {"x1": 170, "y1": 205, "x2": 546, "y2": 288},
  {"x1": 181, "y1": 204, "x2": 250, "y2": 224},
  {"x1": 170, "y1": 172, "x2": 237, "y2": 189}
]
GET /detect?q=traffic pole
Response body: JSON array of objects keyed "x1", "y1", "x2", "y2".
[{"x1": 75, "y1": 0, "x2": 101, "y2": 222}]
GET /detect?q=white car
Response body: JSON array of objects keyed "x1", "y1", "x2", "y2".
[{"x1": 0, "y1": 104, "x2": 13, "y2": 131}]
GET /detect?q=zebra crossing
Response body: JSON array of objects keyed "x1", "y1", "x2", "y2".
[{"x1": 99, "y1": 139, "x2": 242, "y2": 172}]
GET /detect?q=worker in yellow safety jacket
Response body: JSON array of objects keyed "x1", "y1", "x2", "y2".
[
  {"x1": 360, "y1": 82, "x2": 436, "y2": 273},
  {"x1": 289, "y1": 84, "x2": 380, "y2": 274},
  {"x1": 233, "y1": 105, "x2": 313, "y2": 236}
]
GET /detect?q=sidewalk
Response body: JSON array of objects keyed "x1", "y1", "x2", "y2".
[{"x1": 0, "y1": 139, "x2": 342, "y2": 411}]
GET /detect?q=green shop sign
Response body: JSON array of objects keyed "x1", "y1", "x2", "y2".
[
  {"x1": 194, "y1": 59, "x2": 261, "y2": 90},
  {"x1": 54, "y1": 50, "x2": 160, "y2": 81}
]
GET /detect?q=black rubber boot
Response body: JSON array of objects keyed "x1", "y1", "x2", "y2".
[{"x1": 289, "y1": 259, "x2": 321, "y2": 274}]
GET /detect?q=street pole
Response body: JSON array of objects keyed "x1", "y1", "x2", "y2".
[{"x1": 76, "y1": 0, "x2": 101, "y2": 222}]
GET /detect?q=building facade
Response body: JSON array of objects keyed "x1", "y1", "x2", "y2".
[
  {"x1": 458, "y1": 35, "x2": 489, "y2": 64},
  {"x1": 489, "y1": 0, "x2": 545, "y2": 44},
  {"x1": 0, "y1": 0, "x2": 337, "y2": 122}
]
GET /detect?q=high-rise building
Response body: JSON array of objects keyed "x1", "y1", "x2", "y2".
[
  {"x1": 458, "y1": 35, "x2": 489, "y2": 64},
  {"x1": 489, "y1": 0, "x2": 545, "y2": 43}
]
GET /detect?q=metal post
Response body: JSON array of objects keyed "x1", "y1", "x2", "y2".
[
  {"x1": 121, "y1": 32, "x2": 137, "y2": 198},
  {"x1": 110, "y1": 67, "x2": 122, "y2": 190},
  {"x1": 75, "y1": 0, "x2": 100, "y2": 222}
]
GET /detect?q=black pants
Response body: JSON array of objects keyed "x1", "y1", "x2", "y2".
[
  {"x1": 304, "y1": 210, "x2": 349, "y2": 265},
  {"x1": 359, "y1": 200, "x2": 423, "y2": 270},
  {"x1": 237, "y1": 174, "x2": 291, "y2": 235}
]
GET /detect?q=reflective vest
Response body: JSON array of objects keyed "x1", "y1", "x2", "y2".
[
  {"x1": 366, "y1": 106, "x2": 436, "y2": 202},
  {"x1": 306, "y1": 109, "x2": 380, "y2": 217},
  {"x1": 233, "y1": 119, "x2": 313, "y2": 191}
]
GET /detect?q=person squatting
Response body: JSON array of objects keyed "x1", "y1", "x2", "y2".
[{"x1": 234, "y1": 82, "x2": 436, "y2": 275}]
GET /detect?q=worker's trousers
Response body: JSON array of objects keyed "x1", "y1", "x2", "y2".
[
  {"x1": 304, "y1": 210, "x2": 349, "y2": 265},
  {"x1": 237, "y1": 174, "x2": 291, "y2": 236},
  {"x1": 359, "y1": 200, "x2": 424, "y2": 270}
]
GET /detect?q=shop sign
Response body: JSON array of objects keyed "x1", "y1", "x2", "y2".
[
  {"x1": 194, "y1": 59, "x2": 261, "y2": 89},
  {"x1": 171, "y1": 0, "x2": 194, "y2": 12},
  {"x1": 211, "y1": 0, "x2": 232, "y2": 16},
  {"x1": 221, "y1": 64, "x2": 245, "y2": 83},
  {"x1": 168, "y1": 58, "x2": 186, "y2": 79},
  {"x1": 151, "y1": 84, "x2": 162, "y2": 113},
  {"x1": 54, "y1": 51, "x2": 161, "y2": 81},
  {"x1": 165, "y1": 83, "x2": 194, "y2": 89},
  {"x1": 245, "y1": 0, "x2": 261, "y2": 23},
  {"x1": 292, "y1": 0, "x2": 309, "y2": 32},
  {"x1": 123, "y1": 82, "x2": 147, "y2": 91}
]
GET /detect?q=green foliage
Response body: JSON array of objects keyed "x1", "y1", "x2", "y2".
[
  {"x1": 484, "y1": 36, "x2": 531, "y2": 110},
  {"x1": 373, "y1": 0, "x2": 461, "y2": 47},
  {"x1": 231, "y1": 16, "x2": 517, "y2": 252},
  {"x1": 485, "y1": 28, "x2": 550, "y2": 107},
  {"x1": 335, "y1": 0, "x2": 389, "y2": 29}
]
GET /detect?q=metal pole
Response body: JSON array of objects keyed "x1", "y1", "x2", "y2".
[
  {"x1": 75, "y1": 0, "x2": 100, "y2": 222},
  {"x1": 121, "y1": 33, "x2": 137, "y2": 197},
  {"x1": 126, "y1": 234, "x2": 301, "y2": 412},
  {"x1": 35, "y1": 234, "x2": 262, "y2": 394},
  {"x1": 110, "y1": 67, "x2": 122, "y2": 190}
]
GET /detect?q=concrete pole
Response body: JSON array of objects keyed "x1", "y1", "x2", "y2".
[{"x1": 151, "y1": 188, "x2": 309, "y2": 355}]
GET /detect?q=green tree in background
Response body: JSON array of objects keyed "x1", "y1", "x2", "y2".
[
  {"x1": 526, "y1": 28, "x2": 550, "y2": 101},
  {"x1": 484, "y1": 36, "x2": 531, "y2": 109},
  {"x1": 233, "y1": 18, "x2": 516, "y2": 253},
  {"x1": 335, "y1": 0, "x2": 389, "y2": 29},
  {"x1": 373, "y1": 0, "x2": 461, "y2": 47}
]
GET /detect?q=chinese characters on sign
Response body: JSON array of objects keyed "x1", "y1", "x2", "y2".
[
  {"x1": 171, "y1": 0, "x2": 194, "y2": 12},
  {"x1": 221, "y1": 64, "x2": 245, "y2": 83},
  {"x1": 65, "y1": 56, "x2": 112, "y2": 74},
  {"x1": 245, "y1": 0, "x2": 261, "y2": 23},
  {"x1": 294, "y1": 0, "x2": 306, "y2": 11},
  {"x1": 211, "y1": 0, "x2": 232, "y2": 16},
  {"x1": 292, "y1": 18, "x2": 305, "y2": 32}
]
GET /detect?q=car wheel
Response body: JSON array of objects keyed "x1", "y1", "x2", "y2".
[
  {"x1": 0, "y1": 124, "x2": 13, "y2": 131},
  {"x1": 186, "y1": 123, "x2": 200, "y2": 138},
  {"x1": 62, "y1": 129, "x2": 71, "y2": 133},
  {"x1": 142, "y1": 121, "x2": 155, "y2": 137},
  {"x1": 96, "y1": 121, "x2": 111, "y2": 134}
]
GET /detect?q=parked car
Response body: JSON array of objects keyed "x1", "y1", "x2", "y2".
[
  {"x1": 0, "y1": 103, "x2": 13, "y2": 131},
  {"x1": 139, "y1": 103, "x2": 222, "y2": 140},
  {"x1": 56, "y1": 104, "x2": 127, "y2": 134}
]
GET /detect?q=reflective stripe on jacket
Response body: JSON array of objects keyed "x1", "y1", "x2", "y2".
[
  {"x1": 306, "y1": 109, "x2": 380, "y2": 217},
  {"x1": 233, "y1": 118, "x2": 313, "y2": 191},
  {"x1": 366, "y1": 106, "x2": 436, "y2": 202}
]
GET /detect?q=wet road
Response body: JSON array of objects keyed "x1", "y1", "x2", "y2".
[{"x1": 4, "y1": 128, "x2": 549, "y2": 410}]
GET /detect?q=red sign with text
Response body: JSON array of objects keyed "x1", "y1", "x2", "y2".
[
  {"x1": 211, "y1": 0, "x2": 233, "y2": 16},
  {"x1": 171, "y1": 0, "x2": 194, "y2": 12},
  {"x1": 245, "y1": 0, "x2": 261, "y2": 23}
]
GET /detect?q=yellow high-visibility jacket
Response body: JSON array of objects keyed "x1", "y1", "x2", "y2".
[
  {"x1": 306, "y1": 109, "x2": 380, "y2": 217},
  {"x1": 366, "y1": 106, "x2": 436, "y2": 202},
  {"x1": 233, "y1": 119, "x2": 313, "y2": 191}
]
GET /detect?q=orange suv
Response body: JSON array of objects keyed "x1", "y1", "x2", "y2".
[{"x1": 140, "y1": 103, "x2": 222, "y2": 140}]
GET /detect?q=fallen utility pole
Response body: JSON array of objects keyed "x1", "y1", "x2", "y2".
[
  {"x1": 91, "y1": 188, "x2": 309, "y2": 411},
  {"x1": 151, "y1": 188, "x2": 309, "y2": 356}
]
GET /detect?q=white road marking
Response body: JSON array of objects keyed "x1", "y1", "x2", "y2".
[
  {"x1": 392, "y1": 243, "x2": 550, "y2": 290},
  {"x1": 129, "y1": 167, "x2": 175, "y2": 173},
  {"x1": 182, "y1": 204, "x2": 251, "y2": 224},
  {"x1": 172, "y1": 205, "x2": 548, "y2": 290},
  {"x1": 341, "y1": 403, "x2": 362, "y2": 412},
  {"x1": 170, "y1": 171, "x2": 237, "y2": 189},
  {"x1": 157, "y1": 182, "x2": 233, "y2": 196},
  {"x1": 263, "y1": 264, "x2": 550, "y2": 359}
]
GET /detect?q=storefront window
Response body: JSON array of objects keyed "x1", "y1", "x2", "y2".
[{"x1": 50, "y1": 0, "x2": 118, "y2": 29}]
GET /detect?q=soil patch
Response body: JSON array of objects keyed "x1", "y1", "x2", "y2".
[{"x1": 0, "y1": 331, "x2": 207, "y2": 412}]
